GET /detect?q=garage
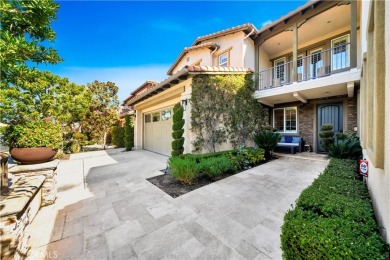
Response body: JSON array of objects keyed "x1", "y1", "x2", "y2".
[{"x1": 143, "y1": 107, "x2": 173, "y2": 156}]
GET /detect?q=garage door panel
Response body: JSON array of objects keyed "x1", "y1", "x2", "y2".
[{"x1": 143, "y1": 107, "x2": 173, "y2": 156}]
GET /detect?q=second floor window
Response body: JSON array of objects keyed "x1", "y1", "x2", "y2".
[
  {"x1": 331, "y1": 34, "x2": 350, "y2": 71},
  {"x1": 219, "y1": 52, "x2": 228, "y2": 67}
]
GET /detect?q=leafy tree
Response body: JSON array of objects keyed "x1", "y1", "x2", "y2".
[
  {"x1": 124, "y1": 115, "x2": 134, "y2": 151},
  {"x1": 0, "y1": 0, "x2": 62, "y2": 85},
  {"x1": 0, "y1": 69, "x2": 91, "y2": 127},
  {"x1": 227, "y1": 75, "x2": 268, "y2": 147},
  {"x1": 171, "y1": 103, "x2": 185, "y2": 156},
  {"x1": 82, "y1": 81, "x2": 119, "y2": 147}
]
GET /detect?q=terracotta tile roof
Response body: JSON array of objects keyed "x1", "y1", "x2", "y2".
[
  {"x1": 121, "y1": 80, "x2": 159, "y2": 106},
  {"x1": 167, "y1": 42, "x2": 219, "y2": 76},
  {"x1": 125, "y1": 66, "x2": 254, "y2": 106},
  {"x1": 192, "y1": 23, "x2": 258, "y2": 45},
  {"x1": 185, "y1": 65, "x2": 254, "y2": 73}
]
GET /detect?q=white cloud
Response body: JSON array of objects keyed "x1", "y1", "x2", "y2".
[
  {"x1": 261, "y1": 20, "x2": 273, "y2": 28},
  {"x1": 54, "y1": 64, "x2": 171, "y2": 102}
]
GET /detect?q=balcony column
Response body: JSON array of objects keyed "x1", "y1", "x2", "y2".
[
  {"x1": 255, "y1": 45, "x2": 259, "y2": 89},
  {"x1": 350, "y1": 0, "x2": 357, "y2": 68},
  {"x1": 292, "y1": 23, "x2": 298, "y2": 82}
]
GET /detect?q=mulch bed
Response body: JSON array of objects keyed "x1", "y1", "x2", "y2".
[
  {"x1": 147, "y1": 157, "x2": 276, "y2": 198},
  {"x1": 147, "y1": 172, "x2": 233, "y2": 198}
]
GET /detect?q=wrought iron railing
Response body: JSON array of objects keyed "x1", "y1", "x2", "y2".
[{"x1": 258, "y1": 42, "x2": 351, "y2": 90}]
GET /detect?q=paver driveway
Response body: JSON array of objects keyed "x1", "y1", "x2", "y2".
[{"x1": 28, "y1": 150, "x2": 328, "y2": 260}]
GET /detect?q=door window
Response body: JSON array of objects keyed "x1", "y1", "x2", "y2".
[
  {"x1": 274, "y1": 58, "x2": 286, "y2": 84},
  {"x1": 161, "y1": 109, "x2": 172, "y2": 121},
  {"x1": 331, "y1": 35, "x2": 350, "y2": 70},
  {"x1": 152, "y1": 112, "x2": 160, "y2": 122},
  {"x1": 310, "y1": 49, "x2": 323, "y2": 78}
]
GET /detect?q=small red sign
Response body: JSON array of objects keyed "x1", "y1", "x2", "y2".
[{"x1": 359, "y1": 159, "x2": 369, "y2": 176}]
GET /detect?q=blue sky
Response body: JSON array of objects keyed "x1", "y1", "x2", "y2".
[{"x1": 43, "y1": 1, "x2": 306, "y2": 102}]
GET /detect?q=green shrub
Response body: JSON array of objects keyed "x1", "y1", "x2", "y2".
[
  {"x1": 124, "y1": 115, "x2": 134, "y2": 151},
  {"x1": 281, "y1": 158, "x2": 388, "y2": 259},
  {"x1": 171, "y1": 147, "x2": 265, "y2": 185},
  {"x1": 253, "y1": 130, "x2": 281, "y2": 159},
  {"x1": 171, "y1": 103, "x2": 185, "y2": 156},
  {"x1": 319, "y1": 124, "x2": 334, "y2": 151},
  {"x1": 336, "y1": 131, "x2": 359, "y2": 141},
  {"x1": 168, "y1": 157, "x2": 198, "y2": 185},
  {"x1": 69, "y1": 141, "x2": 81, "y2": 153},
  {"x1": 111, "y1": 126, "x2": 125, "y2": 148},
  {"x1": 3, "y1": 120, "x2": 62, "y2": 149},
  {"x1": 181, "y1": 149, "x2": 239, "y2": 161},
  {"x1": 328, "y1": 139, "x2": 362, "y2": 160},
  {"x1": 72, "y1": 132, "x2": 87, "y2": 141},
  {"x1": 197, "y1": 156, "x2": 232, "y2": 178}
]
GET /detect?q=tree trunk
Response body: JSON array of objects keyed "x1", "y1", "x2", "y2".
[{"x1": 103, "y1": 131, "x2": 107, "y2": 150}]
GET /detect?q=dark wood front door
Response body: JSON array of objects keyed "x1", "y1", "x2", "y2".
[{"x1": 317, "y1": 103, "x2": 343, "y2": 152}]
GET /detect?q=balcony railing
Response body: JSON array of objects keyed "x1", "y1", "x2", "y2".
[{"x1": 258, "y1": 43, "x2": 351, "y2": 90}]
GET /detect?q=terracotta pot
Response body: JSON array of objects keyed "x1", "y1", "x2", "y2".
[{"x1": 10, "y1": 147, "x2": 57, "y2": 165}]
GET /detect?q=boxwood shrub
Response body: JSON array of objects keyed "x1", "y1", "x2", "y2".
[{"x1": 281, "y1": 158, "x2": 388, "y2": 259}]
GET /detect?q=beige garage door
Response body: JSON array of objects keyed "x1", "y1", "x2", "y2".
[{"x1": 144, "y1": 108, "x2": 173, "y2": 156}]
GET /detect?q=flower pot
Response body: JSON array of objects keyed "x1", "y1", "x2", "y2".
[{"x1": 10, "y1": 147, "x2": 57, "y2": 165}]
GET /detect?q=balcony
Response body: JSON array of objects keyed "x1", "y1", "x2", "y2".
[{"x1": 258, "y1": 43, "x2": 351, "y2": 90}]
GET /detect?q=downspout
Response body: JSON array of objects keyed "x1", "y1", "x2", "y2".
[
  {"x1": 210, "y1": 46, "x2": 218, "y2": 66},
  {"x1": 243, "y1": 28, "x2": 255, "y2": 40}
]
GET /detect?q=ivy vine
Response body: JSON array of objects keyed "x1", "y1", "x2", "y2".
[{"x1": 190, "y1": 74, "x2": 267, "y2": 153}]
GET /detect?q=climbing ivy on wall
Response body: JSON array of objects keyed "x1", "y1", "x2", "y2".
[{"x1": 191, "y1": 74, "x2": 267, "y2": 153}]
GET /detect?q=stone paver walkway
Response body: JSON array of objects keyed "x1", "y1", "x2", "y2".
[{"x1": 28, "y1": 150, "x2": 328, "y2": 260}]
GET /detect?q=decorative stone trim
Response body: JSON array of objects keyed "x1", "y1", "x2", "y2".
[
  {"x1": 0, "y1": 176, "x2": 45, "y2": 260},
  {"x1": 9, "y1": 160, "x2": 59, "y2": 206}
]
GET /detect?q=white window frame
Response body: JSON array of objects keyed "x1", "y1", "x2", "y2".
[
  {"x1": 274, "y1": 57, "x2": 286, "y2": 83},
  {"x1": 161, "y1": 109, "x2": 172, "y2": 121},
  {"x1": 331, "y1": 34, "x2": 350, "y2": 71},
  {"x1": 297, "y1": 54, "x2": 304, "y2": 81},
  {"x1": 273, "y1": 107, "x2": 298, "y2": 133},
  {"x1": 219, "y1": 52, "x2": 228, "y2": 67},
  {"x1": 309, "y1": 48, "x2": 323, "y2": 79}
]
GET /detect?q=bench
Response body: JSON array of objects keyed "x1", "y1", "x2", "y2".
[{"x1": 276, "y1": 136, "x2": 303, "y2": 154}]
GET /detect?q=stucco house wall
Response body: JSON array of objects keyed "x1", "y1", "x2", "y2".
[
  {"x1": 359, "y1": 1, "x2": 390, "y2": 242},
  {"x1": 359, "y1": 0, "x2": 389, "y2": 242},
  {"x1": 171, "y1": 31, "x2": 254, "y2": 75}
]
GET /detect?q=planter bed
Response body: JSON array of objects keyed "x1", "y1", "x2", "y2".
[
  {"x1": 148, "y1": 171, "x2": 234, "y2": 198},
  {"x1": 147, "y1": 147, "x2": 272, "y2": 197}
]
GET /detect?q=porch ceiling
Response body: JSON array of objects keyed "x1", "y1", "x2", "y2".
[
  {"x1": 254, "y1": 69, "x2": 360, "y2": 107},
  {"x1": 261, "y1": 4, "x2": 355, "y2": 57}
]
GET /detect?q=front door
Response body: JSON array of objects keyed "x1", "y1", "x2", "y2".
[{"x1": 317, "y1": 103, "x2": 343, "y2": 152}]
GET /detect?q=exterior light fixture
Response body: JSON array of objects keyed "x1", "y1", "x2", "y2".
[{"x1": 181, "y1": 99, "x2": 188, "y2": 111}]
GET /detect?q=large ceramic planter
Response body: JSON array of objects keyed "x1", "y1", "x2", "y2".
[{"x1": 10, "y1": 147, "x2": 57, "y2": 165}]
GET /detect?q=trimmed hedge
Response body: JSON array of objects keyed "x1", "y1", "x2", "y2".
[
  {"x1": 281, "y1": 158, "x2": 388, "y2": 259},
  {"x1": 111, "y1": 126, "x2": 125, "y2": 148},
  {"x1": 169, "y1": 147, "x2": 265, "y2": 184}
]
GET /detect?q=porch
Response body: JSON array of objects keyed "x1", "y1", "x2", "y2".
[{"x1": 258, "y1": 42, "x2": 352, "y2": 90}]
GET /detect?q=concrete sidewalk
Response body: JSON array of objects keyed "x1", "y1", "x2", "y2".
[{"x1": 28, "y1": 150, "x2": 327, "y2": 260}]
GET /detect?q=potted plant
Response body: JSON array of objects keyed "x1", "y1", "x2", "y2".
[{"x1": 3, "y1": 120, "x2": 62, "y2": 164}]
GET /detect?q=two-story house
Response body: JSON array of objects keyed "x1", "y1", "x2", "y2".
[
  {"x1": 123, "y1": 24, "x2": 257, "y2": 155},
  {"x1": 254, "y1": 0, "x2": 361, "y2": 153}
]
